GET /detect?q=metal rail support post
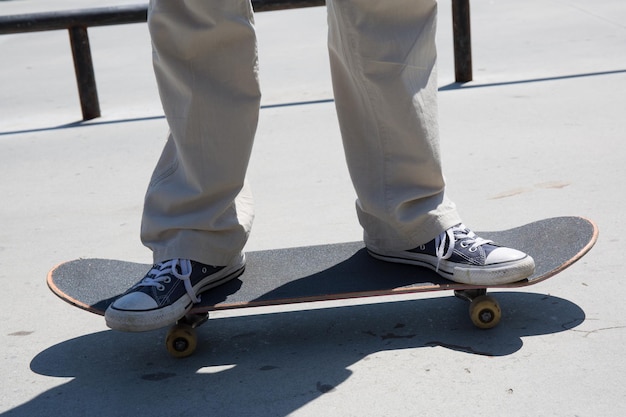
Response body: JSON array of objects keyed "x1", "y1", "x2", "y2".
[
  {"x1": 452, "y1": 0, "x2": 473, "y2": 82},
  {"x1": 68, "y1": 26, "x2": 100, "y2": 120}
]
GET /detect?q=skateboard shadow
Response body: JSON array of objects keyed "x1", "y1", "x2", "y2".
[{"x1": 8, "y1": 292, "x2": 585, "y2": 417}]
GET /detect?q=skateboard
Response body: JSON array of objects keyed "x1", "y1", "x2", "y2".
[{"x1": 47, "y1": 216, "x2": 597, "y2": 357}]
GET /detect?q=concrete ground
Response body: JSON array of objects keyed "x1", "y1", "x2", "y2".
[{"x1": 1, "y1": 0, "x2": 625, "y2": 415}]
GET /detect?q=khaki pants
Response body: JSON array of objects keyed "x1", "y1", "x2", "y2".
[{"x1": 142, "y1": 0, "x2": 462, "y2": 265}]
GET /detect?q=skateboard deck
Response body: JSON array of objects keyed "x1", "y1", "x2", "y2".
[{"x1": 48, "y1": 216, "x2": 597, "y2": 357}]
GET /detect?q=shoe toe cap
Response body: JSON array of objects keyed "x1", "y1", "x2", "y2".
[
  {"x1": 111, "y1": 292, "x2": 158, "y2": 312},
  {"x1": 485, "y1": 246, "x2": 529, "y2": 265}
]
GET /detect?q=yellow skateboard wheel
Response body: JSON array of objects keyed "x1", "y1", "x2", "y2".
[
  {"x1": 165, "y1": 323, "x2": 198, "y2": 358},
  {"x1": 469, "y1": 295, "x2": 501, "y2": 329}
]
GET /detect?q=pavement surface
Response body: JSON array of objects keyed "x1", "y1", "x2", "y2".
[{"x1": 1, "y1": 0, "x2": 625, "y2": 416}]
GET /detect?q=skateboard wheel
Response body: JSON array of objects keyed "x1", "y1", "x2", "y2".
[
  {"x1": 469, "y1": 295, "x2": 501, "y2": 329},
  {"x1": 166, "y1": 324, "x2": 198, "y2": 358}
]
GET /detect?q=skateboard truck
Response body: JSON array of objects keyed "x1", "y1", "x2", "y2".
[
  {"x1": 165, "y1": 312, "x2": 209, "y2": 358},
  {"x1": 454, "y1": 289, "x2": 502, "y2": 329}
]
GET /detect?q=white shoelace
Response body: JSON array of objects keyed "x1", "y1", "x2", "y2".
[
  {"x1": 434, "y1": 224, "x2": 493, "y2": 270},
  {"x1": 137, "y1": 259, "x2": 200, "y2": 303}
]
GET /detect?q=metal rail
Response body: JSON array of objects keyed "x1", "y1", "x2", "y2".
[{"x1": 0, "y1": 0, "x2": 471, "y2": 121}]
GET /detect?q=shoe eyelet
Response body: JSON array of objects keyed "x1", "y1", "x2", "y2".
[
  {"x1": 469, "y1": 247, "x2": 478, "y2": 253},
  {"x1": 202, "y1": 267, "x2": 208, "y2": 274},
  {"x1": 163, "y1": 277, "x2": 171, "y2": 284},
  {"x1": 157, "y1": 285, "x2": 165, "y2": 291},
  {"x1": 460, "y1": 241, "x2": 469, "y2": 248}
]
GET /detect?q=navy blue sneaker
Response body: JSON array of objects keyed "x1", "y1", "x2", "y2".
[
  {"x1": 368, "y1": 224, "x2": 534, "y2": 285},
  {"x1": 105, "y1": 254, "x2": 245, "y2": 332}
]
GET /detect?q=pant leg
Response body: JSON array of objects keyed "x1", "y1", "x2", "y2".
[
  {"x1": 141, "y1": 0, "x2": 261, "y2": 265},
  {"x1": 327, "y1": 0, "x2": 462, "y2": 252}
]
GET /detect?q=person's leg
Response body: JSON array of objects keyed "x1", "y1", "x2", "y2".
[
  {"x1": 106, "y1": 0, "x2": 260, "y2": 332},
  {"x1": 327, "y1": 0, "x2": 460, "y2": 253},
  {"x1": 142, "y1": 0, "x2": 260, "y2": 267},
  {"x1": 327, "y1": 0, "x2": 534, "y2": 285}
]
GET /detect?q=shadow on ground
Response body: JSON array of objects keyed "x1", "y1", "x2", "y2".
[{"x1": 5, "y1": 292, "x2": 584, "y2": 416}]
